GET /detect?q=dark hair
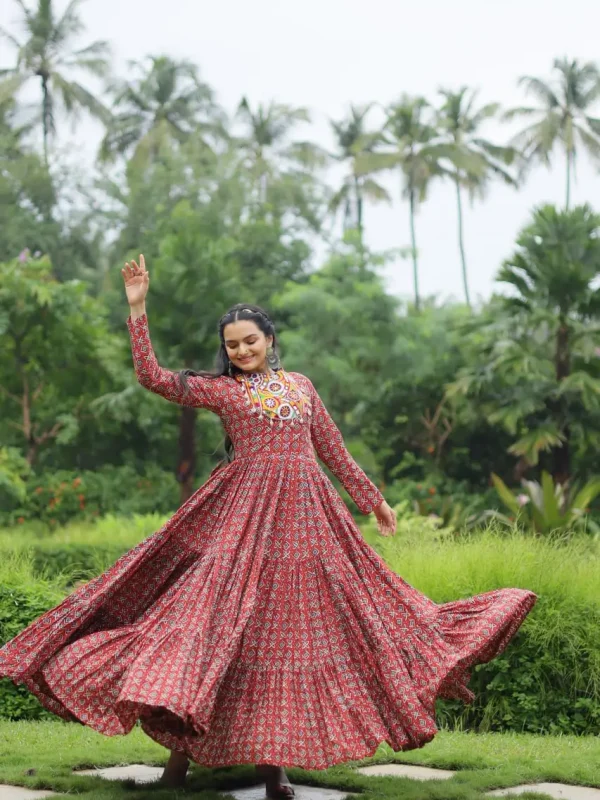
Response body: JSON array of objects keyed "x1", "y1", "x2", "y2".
[{"x1": 177, "y1": 303, "x2": 281, "y2": 468}]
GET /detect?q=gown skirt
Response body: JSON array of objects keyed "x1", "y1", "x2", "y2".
[{"x1": 0, "y1": 314, "x2": 538, "y2": 769}]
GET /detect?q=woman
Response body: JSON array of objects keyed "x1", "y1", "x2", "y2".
[{"x1": 0, "y1": 255, "x2": 537, "y2": 799}]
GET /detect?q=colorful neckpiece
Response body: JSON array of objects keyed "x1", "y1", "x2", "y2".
[{"x1": 235, "y1": 368, "x2": 312, "y2": 428}]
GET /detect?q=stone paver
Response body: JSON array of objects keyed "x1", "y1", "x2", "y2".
[
  {"x1": 66, "y1": 763, "x2": 600, "y2": 800},
  {"x1": 71, "y1": 765, "x2": 356, "y2": 798},
  {"x1": 0, "y1": 788, "x2": 58, "y2": 799},
  {"x1": 73, "y1": 764, "x2": 162, "y2": 783},
  {"x1": 486, "y1": 783, "x2": 600, "y2": 799},
  {"x1": 357, "y1": 763, "x2": 456, "y2": 780},
  {"x1": 218, "y1": 788, "x2": 356, "y2": 800}
]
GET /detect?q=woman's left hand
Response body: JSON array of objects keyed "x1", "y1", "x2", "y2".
[{"x1": 373, "y1": 500, "x2": 397, "y2": 537}]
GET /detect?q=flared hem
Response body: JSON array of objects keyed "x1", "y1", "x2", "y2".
[{"x1": 2, "y1": 588, "x2": 537, "y2": 771}]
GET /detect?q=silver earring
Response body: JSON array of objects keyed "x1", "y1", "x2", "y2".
[{"x1": 266, "y1": 345, "x2": 280, "y2": 369}]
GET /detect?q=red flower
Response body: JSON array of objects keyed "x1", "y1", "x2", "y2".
[
  {"x1": 428, "y1": 487, "x2": 436, "y2": 496},
  {"x1": 17, "y1": 516, "x2": 25, "y2": 524},
  {"x1": 34, "y1": 486, "x2": 43, "y2": 495},
  {"x1": 72, "y1": 477, "x2": 82, "y2": 488}
]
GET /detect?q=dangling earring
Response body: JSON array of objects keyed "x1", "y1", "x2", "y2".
[
  {"x1": 266, "y1": 345, "x2": 280, "y2": 370},
  {"x1": 228, "y1": 360, "x2": 233, "y2": 377}
]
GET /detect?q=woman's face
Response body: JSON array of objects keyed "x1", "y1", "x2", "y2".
[{"x1": 223, "y1": 319, "x2": 274, "y2": 373}]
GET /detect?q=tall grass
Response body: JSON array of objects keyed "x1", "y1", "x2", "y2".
[
  {"x1": 363, "y1": 523, "x2": 599, "y2": 608},
  {"x1": 362, "y1": 519, "x2": 600, "y2": 732}
]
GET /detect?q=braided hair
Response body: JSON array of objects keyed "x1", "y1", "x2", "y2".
[{"x1": 177, "y1": 303, "x2": 282, "y2": 467}]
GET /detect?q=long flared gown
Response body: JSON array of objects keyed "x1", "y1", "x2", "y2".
[{"x1": 0, "y1": 313, "x2": 538, "y2": 769}]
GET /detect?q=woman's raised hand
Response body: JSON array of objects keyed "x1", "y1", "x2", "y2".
[{"x1": 122, "y1": 255, "x2": 149, "y2": 307}]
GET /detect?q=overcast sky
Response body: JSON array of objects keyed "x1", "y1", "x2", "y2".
[{"x1": 1, "y1": 0, "x2": 599, "y2": 305}]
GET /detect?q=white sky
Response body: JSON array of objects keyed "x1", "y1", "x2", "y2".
[{"x1": 1, "y1": 0, "x2": 599, "y2": 305}]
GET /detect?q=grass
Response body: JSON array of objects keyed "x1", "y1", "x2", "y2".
[
  {"x1": 0, "y1": 513, "x2": 169, "y2": 551},
  {"x1": 361, "y1": 519, "x2": 600, "y2": 608},
  {"x1": 0, "y1": 720, "x2": 598, "y2": 799}
]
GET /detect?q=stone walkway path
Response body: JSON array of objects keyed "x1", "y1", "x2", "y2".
[{"x1": 1, "y1": 763, "x2": 599, "y2": 799}]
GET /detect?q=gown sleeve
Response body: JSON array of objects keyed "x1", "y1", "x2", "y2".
[
  {"x1": 305, "y1": 376, "x2": 385, "y2": 515},
  {"x1": 126, "y1": 313, "x2": 222, "y2": 411}
]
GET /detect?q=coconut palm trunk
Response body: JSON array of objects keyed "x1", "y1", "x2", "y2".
[
  {"x1": 566, "y1": 148, "x2": 573, "y2": 210},
  {"x1": 40, "y1": 71, "x2": 51, "y2": 165},
  {"x1": 408, "y1": 185, "x2": 420, "y2": 311},
  {"x1": 455, "y1": 175, "x2": 471, "y2": 307}
]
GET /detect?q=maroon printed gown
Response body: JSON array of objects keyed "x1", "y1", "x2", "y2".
[{"x1": 0, "y1": 314, "x2": 537, "y2": 769}]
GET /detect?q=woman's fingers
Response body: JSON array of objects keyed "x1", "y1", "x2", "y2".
[{"x1": 122, "y1": 259, "x2": 149, "y2": 282}]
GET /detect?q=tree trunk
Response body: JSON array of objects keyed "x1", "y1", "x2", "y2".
[
  {"x1": 455, "y1": 176, "x2": 471, "y2": 308},
  {"x1": 41, "y1": 73, "x2": 50, "y2": 166},
  {"x1": 553, "y1": 320, "x2": 570, "y2": 485},
  {"x1": 177, "y1": 405, "x2": 196, "y2": 504},
  {"x1": 409, "y1": 187, "x2": 420, "y2": 311},
  {"x1": 354, "y1": 175, "x2": 363, "y2": 236},
  {"x1": 565, "y1": 148, "x2": 572, "y2": 211},
  {"x1": 354, "y1": 174, "x2": 366, "y2": 266}
]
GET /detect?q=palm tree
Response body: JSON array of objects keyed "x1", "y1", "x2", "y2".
[
  {"x1": 505, "y1": 57, "x2": 600, "y2": 209},
  {"x1": 329, "y1": 104, "x2": 390, "y2": 240},
  {"x1": 235, "y1": 97, "x2": 324, "y2": 204},
  {"x1": 357, "y1": 95, "x2": 442, "y2": 311},
  {"x1": 497, "y1": 204, "x2": 600, "y2": 484},
  {"x1": 435, "y1": 87, "x2": 517, "y2": 307},
  {"x1": 0, "y1": 0, "x2": 111, "y2": 163},
  {"x1": 99, "y1": 55, "x2": 223, "y2": 168}
]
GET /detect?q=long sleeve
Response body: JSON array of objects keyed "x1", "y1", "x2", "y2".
[
  {"x1": 306, "y1": 377, "x2": 385, "y2": 515},
  {"x1": 126, "y1": 313, "x2": 222, "y2": 411}
]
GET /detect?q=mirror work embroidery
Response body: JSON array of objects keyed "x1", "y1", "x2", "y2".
[{"x1": 235, "y1": 368, "x2": 312, "y2": 427}]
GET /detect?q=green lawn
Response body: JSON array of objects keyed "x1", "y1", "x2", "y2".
[{"x1": 0, "y1": 720, "x2": 598, "y2": 799}]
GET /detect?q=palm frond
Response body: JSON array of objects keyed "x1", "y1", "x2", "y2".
[
  {"x1": 517, "y1": 76, "x2": 560, "y2": 108},
  {"x1": 361, "y1": 178, "x2": 392, "y2": 203},
  {"x1": 52, "y1": 0, "x2": 85, "y2": 45},
  {"x1": 0, "y1": 73, "x2": 27, "y2": 103},
  {"x1": 0, "y1": 25, "x2": 23, "y2": 49},
  {"x1": 12, "y1": 0, "x2": 34, "y2": 26},
  {"x1": 354, "y1": 150, "x2": 400, "y2": 175},
  {"x1": 52, "y1": 72, "x2": 110, "y2": 124},
  {"x1": 576, "y1": 124, "x2": 600, "y2": 163},
  {"x1": 502, "y1": 105, "x2": 543, "y2": 122}
]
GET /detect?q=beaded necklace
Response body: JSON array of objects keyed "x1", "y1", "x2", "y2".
[{"x1": 235, "y1": 367, "x2": 312, "y2": 428}]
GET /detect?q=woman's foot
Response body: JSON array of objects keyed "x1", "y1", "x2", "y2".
[
  {"x1": 158, "y1": 749, "x2": 190, "y2": 788},
  {"x1": 255, "y1": 763, "x2": 295, "y2": 798}
]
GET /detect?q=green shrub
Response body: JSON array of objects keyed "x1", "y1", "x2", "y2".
[
  {"x1": 385, "y1": 472, "x2": 499, "y2": 529},
  {"x1": 362, "y1": 510, "x2": 600, "y2": 735},
  {"x1": 0, "y1": 464, "x2": 180, "y2": 527},
  {"x1": 0, "y1": 551, "x2": 66, "y2": 720}
]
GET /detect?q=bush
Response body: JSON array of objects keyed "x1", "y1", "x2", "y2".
[
  {"x1": 362, "y1": 510, "x2": 600, "y2": 735},
  {"x1": 0, "y1": 551, "x2": 66, "y2": 721},
  {"x1": 385, "y1": 471, "x2": 499, "y2": 529},
  {"x1": 0, "y1": 464, "x2": 180, "y2": 528}
]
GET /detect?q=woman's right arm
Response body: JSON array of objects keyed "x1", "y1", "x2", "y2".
[{"x1": 127, "y1": 310, "x2": 222, "y2": 411}]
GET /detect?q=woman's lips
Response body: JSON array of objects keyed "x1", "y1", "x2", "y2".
[{"x1": 239, "y1": 356, "x2": 254, "y2": 362}]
